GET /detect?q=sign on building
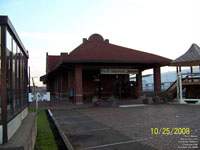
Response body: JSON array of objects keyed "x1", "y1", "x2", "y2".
[{"x1": 100, "y1": 69, "x2": 138, "y2": 75}]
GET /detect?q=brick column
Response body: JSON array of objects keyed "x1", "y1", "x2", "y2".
[
  {"x1": 136, "y1": 70, "x2": 142, "y2": 97},
  {"x1": 68, "y1": 71, "x2": 74, "y2": 89},
  {"x1": 74, "y1": 64, "x2": 83, "y2": 105},
  {"x1": 153, "y1": 65, "x2": 161, "y2": 93},
  {"x1": 68, "y1": 70, "x2": 74, "y2": 102},
  {"x1": 68, "y1": 70, "x2": 74, "y2": 99}
]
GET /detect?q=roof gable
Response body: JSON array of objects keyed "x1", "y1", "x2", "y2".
[
  {"x1": 47, "y1": 55, "x2": 60, "y2": 72},
  {"x1": 46, "y1": 34, "x2": 172, "y2": 73},
  {"x1": 171, "y1": 43, "x2": 200, "y2": 66},
  {"x1": 62, "y1": 34, "x2": 171, "y2": 64}
]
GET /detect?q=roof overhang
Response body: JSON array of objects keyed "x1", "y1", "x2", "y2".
[
  {"x1": 0, "y1": 16, "x2": 29, "y2": 58},
  {"x1": 170, "y1": 60, "x2": 200, "y2": 67},
  {"x1": 40, "y1": 60, "x2": 170, "y2": 83},
  {"x1": 40, "y1": 74, "x2": 47, "y2": 83},
  {"x1": 62, "y1": 60, "x2": 170, "y2": 65}
]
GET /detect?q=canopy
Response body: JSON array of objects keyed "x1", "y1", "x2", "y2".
[{"x1": 171, "y1": 43, "x2": 200, "y2": 66}]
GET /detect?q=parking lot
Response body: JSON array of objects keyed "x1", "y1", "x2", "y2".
[{"x1": 51, "y1": 104, "x2": 200, "y2": 150}]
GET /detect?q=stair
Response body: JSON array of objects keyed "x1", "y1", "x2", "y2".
[
  {"x1": 165, "y1": 75, "x2": 189, "y2": 96},
  {"x1": 166, "y1": 73, "x2": 200, "y2": 97}
]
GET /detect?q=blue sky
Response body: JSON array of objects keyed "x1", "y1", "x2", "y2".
[{"x1": 0, "y1": 0, "x2": 200, "y2": 86}]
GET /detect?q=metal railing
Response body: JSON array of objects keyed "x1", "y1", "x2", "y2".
[{"x1": 166, "y1": 73, "x2": 200, "y2": 93}]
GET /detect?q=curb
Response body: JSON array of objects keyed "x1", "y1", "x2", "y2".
[{"x1": 48, "y1": 109, "x2": 74, "y2": 150}]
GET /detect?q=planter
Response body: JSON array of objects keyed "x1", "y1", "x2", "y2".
[
  {"x1": 109, "y1": 101, "x2": 117, "y2": 106},
  {"x1": 139, "y1": 95, "x2": 149, "y2": 104},
  {"x1": 108, "y1": 95, "x2": 117, "y2": 106},
  {"x1": 94, "y1": 101, "x2": 101, "y2": 106},
  {"x1": 163, "y1": 93, "x2": 172, "y2": 103},
  {"x1": 142, "y1": 99, "x2": 149, "y2": 104},
  {"x1": 152, "y1": 95, "x2": 161, "y2": 104},
  {"x1": 92, "y1": 97, "x2": 101, "y2": 106}
]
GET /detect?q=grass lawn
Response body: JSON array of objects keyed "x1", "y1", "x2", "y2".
[{"x1": 29, "y1": 108, "x2": 58, "y2": 150}]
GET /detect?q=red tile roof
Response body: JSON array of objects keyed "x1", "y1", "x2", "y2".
[
  {"x1": 47, "y1": 34, "x2": 172, "y2": 73},
  {"x1": 47, "y1": 55, "x2": 60, "y2": 72},
  {"x1": 62, "y1": 34, "x2": 171, "y2": 63}
]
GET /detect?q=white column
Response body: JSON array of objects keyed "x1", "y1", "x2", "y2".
[
  {"x1": 178, "y1": 71, "x2": 186, "y2": 104},
  {"x1": 176, "y1": 71, "x2": 180, "y2": 103},
  {"x1": 176, "y1": 74, "x2": 179, "y2": 100},
  {"x1": 179, "y1": 72, "x2": 183, "y2": 101}
]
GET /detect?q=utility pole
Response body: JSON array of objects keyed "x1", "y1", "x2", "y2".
[
  {"x1": 29, "y1": 67, "x2": 31, "y2": 93},
  {"x1": 32, "y1": 77, "x2": 38, "y2": 113}
]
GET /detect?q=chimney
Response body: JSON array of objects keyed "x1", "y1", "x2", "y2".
[
  {"x1": 46, "y1": 52, "x2": 48, "y2": 73},
  {"x1": 61, "y1": 52, "x2": 68, "y2": 56},
  {"x1": 83, "y1": 38, "x2": 87, "y2": 43},
  {"x1": 105, "y1": 39, "x2": 109, "y2": 43}
]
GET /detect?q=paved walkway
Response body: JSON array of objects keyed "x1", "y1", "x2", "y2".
[
  {"x1": 51, "y1": 109, "x2": 154, "y2": 150},
  {"x1": 51, "y1": 104, "x2": 200, "y2": 150},
  {"x1": 29, "y1": 98, "x2": 145, "y2": 110}
]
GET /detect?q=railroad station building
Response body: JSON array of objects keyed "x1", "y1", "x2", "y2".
[{"x1": 40, "y1": 34, "x2": 171, "y2": 104}]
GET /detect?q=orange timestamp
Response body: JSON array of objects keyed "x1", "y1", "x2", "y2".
[{"x1": 151, "y1": 128, "x2": 190, "y2": 135}]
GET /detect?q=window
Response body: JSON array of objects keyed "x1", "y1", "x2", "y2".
[
  {"x1": 6, "y1": 29, "x2": 13, "y2": 119},
  {"x1": 0, "y1": 16, "x2": 29, "y2": 144},
  {"x1": 5, "y1": 29, "x2": 28, "y2": 121},
  {"x1": 0, "y1": 26, "x2": 1, "y2": 121},
  {"x1": 12, "y1": 40, "x2": 17, "y2": 114}
]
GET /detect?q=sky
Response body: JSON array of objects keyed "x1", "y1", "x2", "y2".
[{"x1": 0, "y1": 0, "x2": 200, "y2": 86}]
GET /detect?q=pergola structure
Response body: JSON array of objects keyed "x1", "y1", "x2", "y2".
[
  {"x1": 40, "y1": 34, "x2": 171, "y2": 104},
  {"x1": 171, "y1": 43, "x2": 200, "y2": 104}
]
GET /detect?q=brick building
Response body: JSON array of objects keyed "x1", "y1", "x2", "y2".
[{"x1": 40, "y1": 34, "x2": 171, "y2": 104}]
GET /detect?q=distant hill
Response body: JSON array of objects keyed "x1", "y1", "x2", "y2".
[{"x1": 130, "y1": 67, "x2": 200, "y2": 91}]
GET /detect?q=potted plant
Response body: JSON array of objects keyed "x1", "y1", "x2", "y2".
[
  {"x1": 139, "y1": 94, "x2": 149, "y2": 104},
  {"x1": 163, "y1": 92, "x2": 172, "y2": 103},
  {"x1": 108, "y1": 95, "x2": 117, "y2": 106},
  {"x1": 92, "y1": 96, "x2": 101, "y2": 106},
  {"x1": 152, "y1": 95, "x2": 161, "y2": 104}
]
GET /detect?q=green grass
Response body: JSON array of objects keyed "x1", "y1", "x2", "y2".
[
  {"x1": 28, "y1": 108, "x2": 36, "y2": 112},
  {"x1": 29, "y1": 109, "x2": 58, "y2": 150}
]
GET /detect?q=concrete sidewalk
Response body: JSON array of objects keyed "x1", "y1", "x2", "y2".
[
  {"x1": 50, "y1": 109, "x2": 154, "y2": 150},
  {"x1": 0, "y1": 113, "x2": 37, "y2": 150}
]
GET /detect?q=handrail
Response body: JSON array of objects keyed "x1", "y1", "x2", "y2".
[
  {"x1": 165, "y1": 73, "x2": 200, "y2": 95},
  {"x1": 182, "y1": 77, "x2": 200, "y2": 82},
  {"x1": 166, "y1": 75, "x2": 189, "y2": 93},
  {"x1": 166, "y1": 80, "x2": 177, "y2": 92}
]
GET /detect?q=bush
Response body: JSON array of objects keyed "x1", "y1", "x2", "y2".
[
  {"x1": 92, "y1": 96, "x2": 101, "y2": 106},
  {"x1": 152, "y1": 95, "x2": 161, "y2": 104},
  {"x1": 108, "y1": 95, "x2": 117, "y2": 106},
  {"x1": 139, "y1": 94, "x2": 149, "y2": 104},
  {"x1": 163, "y1": 92, "x2": 173, "y2": 103}
]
